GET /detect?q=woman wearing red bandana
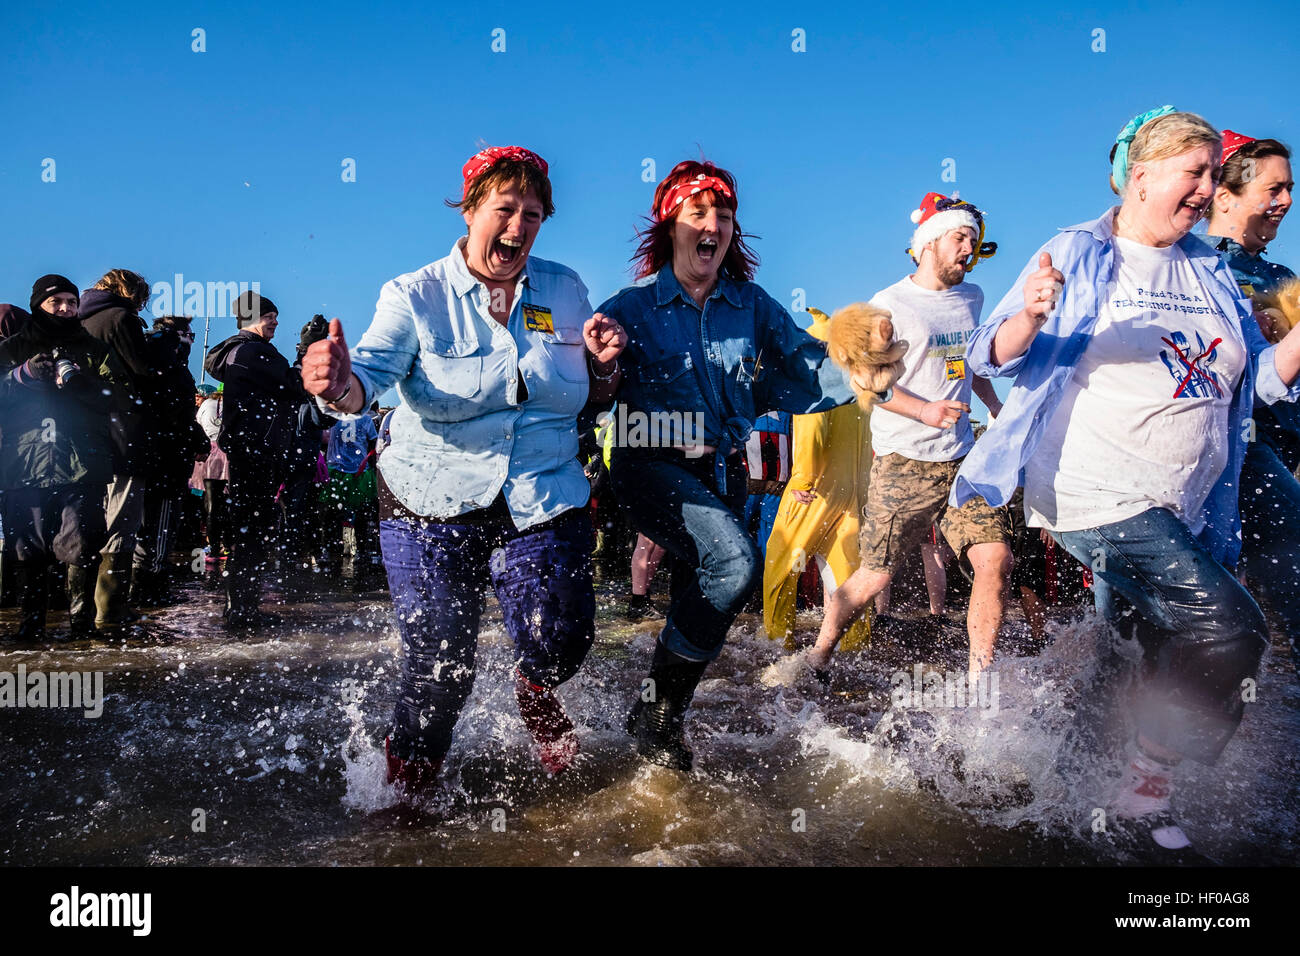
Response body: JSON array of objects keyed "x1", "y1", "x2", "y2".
[
  {"x1": 302, "y1": 146, "x2": 627, "y2": 796},
  {"x1": 596, "y1": 160, "x2": 860, "y2": 771},
  {"x1": 1204, "y1": 130, "x2": 1300, "y2": 680}
]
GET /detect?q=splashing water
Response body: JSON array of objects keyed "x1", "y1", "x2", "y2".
[{"x1": 1, "y1": 574, "x2": 1295, "y2": 865}]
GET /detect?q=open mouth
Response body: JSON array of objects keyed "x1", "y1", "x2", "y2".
[
  {"x1": 1181, "y1": 200, "x2": 1208, "y2": 217},
  {"x1": 697, "y1": 238, "x2": 718, "y2": 263},
  {"x1": 492, "y1": 237, "x2": 523, "y2": 267}
]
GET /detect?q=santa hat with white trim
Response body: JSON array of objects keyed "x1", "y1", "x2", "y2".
[{"x1": 906, "y1": 191, "x2": 997, "y2": 270}]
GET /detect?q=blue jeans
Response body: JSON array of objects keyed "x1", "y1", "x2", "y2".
[
  {"x1": 744, "y1": 492, "x2": 783, "y2": 558},
  {"x1": 610, "y1": 448, "x2": 759, "y2": 661},
  {"x1": 380, "y1": 507, "x2": 595, "y2": 763},
  {"x1": 1238, "y1": 440, "x2": 1300, "y2": 679},
  {"x1": 1054, "y1": 507, "x2": 1268, "y2": 765}
]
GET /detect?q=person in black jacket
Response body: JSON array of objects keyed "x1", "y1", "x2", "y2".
[
  {"x1": 203, "y1": 291, "x2": 321, "y2": 627},
  {"x1": 0, "y1": 275, "x2": 128, "y2": 641},
  {"x1": 278, "y1": 315, "x2": 333, "y2": 596},
  {"x1": 78, "y1": 268, "x2": 153, "y2": 634},
  {"x1": 131, "y1": 315, "x2": 210, "y2": 606}
]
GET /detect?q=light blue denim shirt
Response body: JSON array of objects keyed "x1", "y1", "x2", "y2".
[
  {"x1": 596, "y1": 266, "x2": 857, "y2": 452},
  {"x1": 338, "y1": 238, "x2": 593, "y2": 529},
  {"x1": 951, "y1": 207, "x2": 1300, "y2": 566}
]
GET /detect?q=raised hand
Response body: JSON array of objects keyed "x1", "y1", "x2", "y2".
[
  {"x1": 1023, "y1": 252, "x2": 1065, "y2": 324},
  {"x1": 301, "y1": 318, "x2": 352, "y2": 401},
  {"x1": 583, "y1": 312, "x2": 627, "y2": 368}
]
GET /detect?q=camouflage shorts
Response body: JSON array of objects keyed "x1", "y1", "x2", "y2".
[{"x1": 858, "y1": 453, "x2": 1011, "y2": 572}]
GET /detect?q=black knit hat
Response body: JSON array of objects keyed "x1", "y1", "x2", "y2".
[
  {"x1": 233, "y1": 290, "x2": 278, "y2": 327},
  {"x1": 29, "y1": 274, "x2": 79, "y2": 314}
]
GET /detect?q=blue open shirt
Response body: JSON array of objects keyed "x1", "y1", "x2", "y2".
[
  {"x1": 951, "y1": 207, "x2": 1300, "y2": 566},
  {"x1": 334, "y1": 239, "x2": 593, "y2": 530}
]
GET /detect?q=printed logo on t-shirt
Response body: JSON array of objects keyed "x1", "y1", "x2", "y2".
[{"x1": 1159, "y1": 331, "x2": 1225, "y2": 398}]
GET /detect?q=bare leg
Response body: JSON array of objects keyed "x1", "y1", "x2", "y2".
[
  {"x1": 965, "y1": 542, "x2": 1012, "y2": 676},
  {"x1": 631, "y1": 534, "x2": 666, "y2": 596},
  {"x1": 810, "y1": 565, "x2": 894, "y2": 669},
  {"x1": 1019, "y1": 586, "x2": 1046, "y2": 643},
  {"x1": 920, "y1": 539, "x2": 948, "y2": 616}
]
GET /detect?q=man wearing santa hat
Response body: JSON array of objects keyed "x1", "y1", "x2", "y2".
[{"x1": 808, "y1": 192, "x2": 1014, "y2": 679}]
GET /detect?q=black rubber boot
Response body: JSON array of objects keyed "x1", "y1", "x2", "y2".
[
  {"x1": 13, "y1": 561, "x2": 49, "y2": 643},
  {"x1": 94, "y1": 550, "x2": 135, "y2": 633},
  {"x1": 67, "y1": 565, "x2": 98, "y2": 638},
  {"x1": 630, "y1": 641, "x2": 709, "y2": 771}
]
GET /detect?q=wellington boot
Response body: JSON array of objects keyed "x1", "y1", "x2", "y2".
[
  {"x1": 94, "y1": 551, "x2": 135, "y2": 631},
  {"x1": 13, "y1": 562, "x2": 49, "y2": 643},
  {"x1": 385, "y1": 736, "x2": 442, "y2": 798},
  {"x1": 631, "y1": 641, "x2": 709, "y2": 772},
  {"x1": 67, "y1": 565, "x2": 98, "y2": 639},
  {"x1": 515, "y1": 670, "x2": 579, "y2": 775}
]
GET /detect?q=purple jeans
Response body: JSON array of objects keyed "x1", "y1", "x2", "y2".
[{"x1": 380, "y1": 507, "x2": 596, "y2": 763}]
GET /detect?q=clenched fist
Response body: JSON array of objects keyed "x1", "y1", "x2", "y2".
[
  {"x1": 583, "y1": 312, "x2": 627, "y2": 369},
  {"x1": 301, "y1": 318, "x2": 352, "y2": 402}
]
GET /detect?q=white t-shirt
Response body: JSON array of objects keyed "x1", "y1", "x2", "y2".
[
  {"x1": 1024, "y1": 236, "x2": 1245, "y2": 534},
  {"x1": 868, "y1": 276, "x2": 984, "y2": 461},
  {"x1": 196, "y1": 397, "x2": 222, "y2": 443}
]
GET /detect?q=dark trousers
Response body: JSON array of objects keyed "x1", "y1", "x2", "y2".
[
  {"x1": 610, "y1": 448, "x2": 758, "y2": 662},
  {"x1": 1238, "y1": 440, "x2": 1300, "y2": 679},
  {"x1": 134, "y1": 483, "x2": 183, "y2": 578},
  {"x1": 204, "y1": 479, "x2": 228, "y2": 554},
  {"x1": 225, "y1": 455, "x2": 285, "y2": 616},
  {"x1": 1, "y1": 484, "x2": 107, "y2": 569},
  {"x1": 381, "y1": 507, "x2": 595, "y2": 763}
]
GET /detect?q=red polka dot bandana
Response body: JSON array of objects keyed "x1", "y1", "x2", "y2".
[
  {"x1": 461, "y1": 146, "x2": 549, "y2": 196},
  {"x1": 657, "y1": 174, "x2": 736, "y2": 222},
  {"x1": 1220, "y1": 129, "x2": 1257, "y2": 165}
]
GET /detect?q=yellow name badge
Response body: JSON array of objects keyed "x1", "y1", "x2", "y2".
[
  {"x1": 522, "y1": 304, "x2": 554, "y2": 334},
  {"x1": 944, "y1": 355, "x2": 966, "y2": 381}
]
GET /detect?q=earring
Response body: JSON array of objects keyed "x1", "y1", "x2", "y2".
[{"x1": 1139, "y1": 188, "x2": 1147, "y2": 201}]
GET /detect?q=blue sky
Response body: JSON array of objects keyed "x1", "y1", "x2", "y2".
[{"x1": 3, "y1": 0, "x2": 1298, "y2": 412}]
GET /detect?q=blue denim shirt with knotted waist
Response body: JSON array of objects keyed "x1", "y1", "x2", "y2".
[
  {"x1": 596, "y1": 266, "x2": 858, "y2": 488},
  {"x1": 951, "y1": 207, "x2": 1300, "y2": 567}
]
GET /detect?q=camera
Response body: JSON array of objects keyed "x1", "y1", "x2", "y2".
[{"x1": 52, "y1": 349, "x2": 80, "y2": 387}]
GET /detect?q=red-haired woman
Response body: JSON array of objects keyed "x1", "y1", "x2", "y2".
[{"x1": 598, "y1": 160, "x2": 861, "y2": 771}]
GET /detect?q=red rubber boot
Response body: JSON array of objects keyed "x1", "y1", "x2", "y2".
[
  {"x1": 384, "y1": 737, "x2": 441, "y2": 797},
  {"x1": 514, "y1": 670, "x2": 579, "y2": 775}
]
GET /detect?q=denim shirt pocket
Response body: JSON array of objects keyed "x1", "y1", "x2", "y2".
[
  {"x1": 417, "y1": 330, "x2": 483, "y2": 413},
  {"x1": 635, "y1": 351, "x2": 698, "y2": 415},
  {"x1": 723, "y1": 353, "x2": 758, "y2": 416},
  {"x1": 541, "y1": 323, "x2": 589, "y2": 385}
]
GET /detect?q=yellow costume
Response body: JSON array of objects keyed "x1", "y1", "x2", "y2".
[{"x1": 763, "y1": 310, "x2": 872, "y2": 652}]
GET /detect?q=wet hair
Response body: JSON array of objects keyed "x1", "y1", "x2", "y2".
[
  {"x1": 92, "y1": 268, "x2": 151, "y2": 310},
  {"x1": 632, "y1": 160, "x2": 759, "y2": 281},
  {"x1": 446, "y1": 158, "x2": 555, "y2": 220},
  {"x1": 1108, "y1": 111, "x2": 1221, "y2": 196}
]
